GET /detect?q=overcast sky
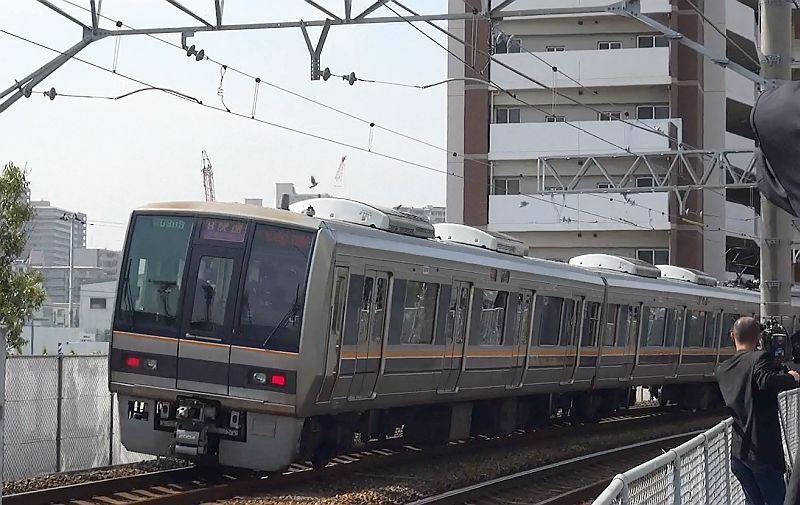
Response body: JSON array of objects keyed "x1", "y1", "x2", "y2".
[{"x1": 1, "y1": 1, "x2": 449, "y2": 250}]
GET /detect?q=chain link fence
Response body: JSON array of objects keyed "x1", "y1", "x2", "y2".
[
  {"x1": 4, "y1": 355, "x2": 151, "y2": 481},
  {"x1": 593, "y1": 388, "x2": 800, "y2": 504}
]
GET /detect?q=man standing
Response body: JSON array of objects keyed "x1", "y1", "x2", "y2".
[{"x1": 716, "y1": 317, "x2": 800, "y2": 505}]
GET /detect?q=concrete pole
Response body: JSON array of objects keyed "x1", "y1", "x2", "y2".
[
  {"x1": 67, "y1": 217, "x2": 74, "y2": 328},
  {"x1": 759, "y1": 0, "x2": 794, "y2": 320}
]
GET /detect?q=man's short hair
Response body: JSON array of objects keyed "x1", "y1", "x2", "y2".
[{"x1": 732, "y1": 316, "x2": 761, "y2": 345}]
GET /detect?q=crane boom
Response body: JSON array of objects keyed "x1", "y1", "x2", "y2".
[{"x1": 201, "y1": 150, "x2": 215, "y2": 202}]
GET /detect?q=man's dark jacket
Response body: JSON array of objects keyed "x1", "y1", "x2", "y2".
[{"x1": 716, "y1": 350, "x2": 797, "y2": 471}]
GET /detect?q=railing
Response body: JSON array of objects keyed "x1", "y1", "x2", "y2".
[{"x1": 593, "y1": 388, "x2": 800, "y2": 504}]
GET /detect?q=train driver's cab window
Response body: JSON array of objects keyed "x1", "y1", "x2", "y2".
[
  {"x1": 238, "y1": 225, "x2": 314, "y2": 352},
  {"x1": 642, "y1": 307, "x2": 667, "y2": 346},
  {"x1": 534, "y1": 295, "x2": 563, "y2": 346},
  {"x1": 581, "y1": 301, "x2": 601, "y2": 347},
  {"x1": 116, "y1": 215, "x2": 194, "y2": 336},
  {"x1": 401, "y1": 281, "x2": 438, "y2": 344},
  {"x1": 479, "y1": 290, "x2": 508, "y2": 345}
]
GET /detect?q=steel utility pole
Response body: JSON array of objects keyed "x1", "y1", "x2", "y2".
[{"x1": 759, "y1": 0, "x2": 794, "y2": 321}]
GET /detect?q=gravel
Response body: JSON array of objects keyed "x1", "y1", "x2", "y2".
[
  {"x1": 217, "y1": 411, "x2": 724, "y2": 505},
  {"x1": 3, "y1": 457, "x2": 190, "y2": 495}
]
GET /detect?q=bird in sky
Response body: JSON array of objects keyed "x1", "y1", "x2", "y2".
[{"x1": 309, "y1": 176, "x2": 318, "y2": 189}]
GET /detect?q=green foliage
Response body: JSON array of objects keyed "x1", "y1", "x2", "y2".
[{"x1": 0, "y1": 162, "x2": 46, "y2": 351}]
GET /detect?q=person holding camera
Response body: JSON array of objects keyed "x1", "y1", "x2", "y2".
[{"x1": 716, "y1": 317, "x2": 800, "y2": 505}]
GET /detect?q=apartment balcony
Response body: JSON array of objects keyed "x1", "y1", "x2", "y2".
[
  {"x1": 489, "y1": 118, "x2": 681, "y2": 160},
  {"x1": 488, "y1": 193, "x2": 671, "y2": 233},
  {"x1": 492, "y1": 47, "x2": 670, "y2": 91}
]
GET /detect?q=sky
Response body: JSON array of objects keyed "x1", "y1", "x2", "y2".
[{"x1": 1, "y1": 1, "x2": 450, "y2": 250}]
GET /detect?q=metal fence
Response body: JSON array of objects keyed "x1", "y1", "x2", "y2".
[
  {"x1": 593, "y1": 388, "x2": 800, "y2": 504},
  {"x1": 4, "y1": 355, "x2": 150, "y2": 481}
]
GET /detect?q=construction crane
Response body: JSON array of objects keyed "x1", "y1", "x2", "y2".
[{"x1": 201, "y1": 150, "x2": 215, "y2": 202}]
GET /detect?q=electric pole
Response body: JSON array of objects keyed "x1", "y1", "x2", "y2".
[{"x1": 759, "y1": 0, "x2": 794, "y2": 321}]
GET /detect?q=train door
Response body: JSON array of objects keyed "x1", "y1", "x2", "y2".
[
  {"x1": 507, "y1": 290, "x2": 533, "y2": 389},
  {"x1": 439, "y1": 281, "x2": 471, "y2": 393},
  {"x1": 177, "y1": 244, "x2": 244, "y2": 395},
  {"x1": 316, "y1": 266, "x2": 349, "y2": 403},
  {"x1": 348, "y1": 269, "x2": 389, "y2": 400}
]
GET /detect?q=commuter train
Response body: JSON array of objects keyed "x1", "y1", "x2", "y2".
[{"x1": 110, "y1": 198, "x2": 793, "y2": 471}]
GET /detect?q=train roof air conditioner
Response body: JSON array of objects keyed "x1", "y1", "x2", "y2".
[
  {"x1": 433, "y1": 223, "x2": 529, "y2": 257},
  {"x1": 289, "y1": 198, "x2": 435, "y2": 239},
  {"x1": 656, "y1": 265, "x2": 718, "y2": 286},
  {"x1": 568, "y1": 254, "x2": 661, "y2": 279}
]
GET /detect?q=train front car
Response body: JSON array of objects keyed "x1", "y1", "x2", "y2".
[{"x1": 109, "y1": 202, "x2": 328, "y2": 471}]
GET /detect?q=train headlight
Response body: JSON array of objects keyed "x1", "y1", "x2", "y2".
[{"x1": 251, "y1": 372, "x2": 268, "y2": 384}]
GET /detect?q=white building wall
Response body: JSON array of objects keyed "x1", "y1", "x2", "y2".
[{"x1": 79, "y1": 281, "x2": 116, "y2": 336}]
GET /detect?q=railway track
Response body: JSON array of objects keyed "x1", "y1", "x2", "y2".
[
  {"x1": 4, "y1": 406, "x2": 704, "y2": 505},
  {"x1": 404, "y1": 432, "x2": 702, "y2": 505}
]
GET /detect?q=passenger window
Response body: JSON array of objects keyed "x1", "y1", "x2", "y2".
[
  {"x1": 479, "y1": 290, "x2": 508, "y2": 345},
  {"x1": 560, "y1": 299, "x2": 576, "y2": 346},
  {"x1": 704, "y1": 311, "x2": 720, "y2": 348},
  {"x1": 643, "y1": 307, "x2": 667, "y2": 346},
  {"x1": 603, "y1": 304, "x2": 619, "y2": 346},
  {"x1": 189, "y1": 256, "x2": 234, "y2": 332},
  {"x1": 401, "y1": 281, "x2": 438, "y2": 344},
  {"x1": 581, "y1": 301, "x2": 601, "y2": 347},
  {"x1": 617, "y1": 305, "x2": 638, "y2": 347},
  {"x1": 684, "y1": 310, "x2": 706, "y2": 347},
  {"x1": 721, "y1": 313, "x2": 738, "y2": 348},
  {"x1": 665, "y1": 308, "x2": 685, "y2": 347},
  {"x1": 371, "y1": 277, "x2": 388, "y2": 342},
  {"x1": 534, "y1": 295, "x2": 563, "y2": 346},
  {"x1": 358, "y1": 277, "x2": 374, "y2": 343}
]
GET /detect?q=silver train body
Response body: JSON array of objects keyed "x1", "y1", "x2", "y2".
[{"x1": 110, "y1": 200, "x2": 795, "y2": 471}]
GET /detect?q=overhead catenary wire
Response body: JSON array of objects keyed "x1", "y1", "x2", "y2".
[{"x1": 0, "y1": 27, "x2": 657, "y2": 233}]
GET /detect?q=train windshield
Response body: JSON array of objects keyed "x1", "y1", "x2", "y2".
[
  {"x1": 116, "y1": 215, "x2": 194, "y2": 336},
  {"x1": 237, "y1": 224, "x2": 314, "y2": 352}
]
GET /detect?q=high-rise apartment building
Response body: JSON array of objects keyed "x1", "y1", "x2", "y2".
[{"x1": 446, "y1": 0, "x2": 787, "y2": 281}]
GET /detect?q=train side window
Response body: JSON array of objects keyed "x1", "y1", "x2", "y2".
[
  {"x1": 560, "y1": 299, "x2": 576, "y2": 346},
  {"x1": 581, "y1": 301, "x2": 601, "y2": 347},
  {"x1": 617, "y1": 305, "x2": 638, "y2": 347},
  {"x1": 603, "y1": 304, "x2": 619, "y2": 346},
  {"x1": 704, "y1": 311, "x2": 720, "y2": 348},
  {"x1": 479, "y1": 290, "x2": 508, "y2": 345},
  {"x1": 665, "y1": 308, "x2": 685, "y2": 347},
  {"x1": 684, "y1": 310, "x2": 706, "y2": 347},
  {"x1": 721, "y1": 313, "x2": 738, "y2": 347},
  {"x1": 357, "y1": 277, "x2": 374, "y2": 343},
  {"x1": 643, "y1": 307, "x2": 667, "y2": 346},
  {"x1": 534, "y1": 295, "x2": 563, "y2": 346},
  {"x1": 401, "y1": 281, "x2": 438, "y2": 344}
]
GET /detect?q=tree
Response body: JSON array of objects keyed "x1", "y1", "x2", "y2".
[{"x1": 0, "y1": 162, "x2": 45, "y2": 351}]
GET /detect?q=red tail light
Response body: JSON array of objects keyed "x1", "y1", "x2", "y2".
[
  {"x1": 125, "y1": 355, "x2": 141, "y2": 368},
  {"x1": 270, "y1": 373, "x2": 286, "y2": 387}
]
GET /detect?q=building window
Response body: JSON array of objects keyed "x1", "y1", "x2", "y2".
[
  {"x1": 635, "y1": 177, "x2": 655, "y2": 188},
  {"x1": 597, "y1": 183, "x2": 613, "y2": 189},
  {"x1": 507, "y1": 38, "x2": 522, "y2": 53},
  {"x1": 545, "y1": 46, "x2": 565, "y2": 52},
  {"x1": 637, "y1": 248, "x2": 669, "y2": 265},
  {"x1": 637, "y1": 35, "x2": 668, "y2": 48},
  {"x1": 598, "y1": 111, "x2": 622, "y2": 121},
  {"x1": 545, "y1": 115, "x2": 566, "y2": 122},
  {"x1": 90, "y1": 297, "x2": 107, "y2": 309},
  {"x1": 495, "y1": 108, "x2": 521, "y2": 124},
  {"x1": 598, "y1": 41, "x2": 622, "y2": 50},
  {"x1": 494, "y1": 35, "x2": 521, "y2": 54},
  {"x1": 636, "y1": 105, "x2": 670, "y2": 120},
  {"x1": 494, "y1": 178, "x2": 520, "y2": 195}
]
